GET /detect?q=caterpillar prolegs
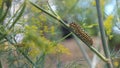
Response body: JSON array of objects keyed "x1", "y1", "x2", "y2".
[{"x1": 69, "y1": 22, "x2": 93, "y2": 45}]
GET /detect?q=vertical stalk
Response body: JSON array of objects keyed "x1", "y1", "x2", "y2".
[
  {"x1": 115, "y1": 0, "x2": 120, "y2": 22},
  {"x1": 95, "y1": 0, "x2": 113, "y2": 68}
]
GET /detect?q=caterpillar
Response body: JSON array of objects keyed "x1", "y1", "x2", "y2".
[{"x1": 69, "y1": 22, "x2": 93, "y2": 45}]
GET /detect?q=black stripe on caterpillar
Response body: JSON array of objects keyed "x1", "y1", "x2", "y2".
[{"x1": 69, "y1": 22, "x2": 93, "y2": 45}]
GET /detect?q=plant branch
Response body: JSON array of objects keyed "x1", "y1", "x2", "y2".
[
  {"x1": 29, "y1": 1, "x2": 108, "y2": 62},
  {"x1": 29, "y1": 1, "x2": 68, "y2": 28},
  {"x1": 58, "y1": 32, "x2": 72, "y2": 43}
]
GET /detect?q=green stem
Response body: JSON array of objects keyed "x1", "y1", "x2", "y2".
[
  {"x1": 95, "y1": 0, "x2": 113, "y2": 68},
  {"x1": 29, "y1": 1, "x2": 108, "y2": 63},
  {"x1": 58, "y1": 32, "x2": 72, "y2": 43},
  {"x1": 14, "y1": 39, "x2": 36, "y2": 67},
  {"x1": 5, "y1": 36, "x2": 36, "y2": 67},
  {"x1": 47, "y1": 1, "x2": 58, "y2": 16},
  {"x1": 115, "y1": 0, "x2": 120, "y2": 22},
  {"x1": 73, "y1": 34, "x2": 108, "y2": 62},
  {"x1": 0, "y1": 60, "x2": 2, "y2": 68},
  {"x1": 0, "y1": 5, "x2": 9, "y2": 24},
  {"x1": 29, "y1": 1, "x2": 68, "y2": 28},
  {"x1": 5, "y1": 2, "x2": 23, "y2": 27},
  {"x1": 9, "y1": 1, "x2": 26, "y2": 30},
  {"x1": 89, "y1": 46, "x2": 108, "y2": 62}
]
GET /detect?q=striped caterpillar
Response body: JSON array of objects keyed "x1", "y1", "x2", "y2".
[{"x1": 69, "y1": 22, "x2": 93, "y2": 45}]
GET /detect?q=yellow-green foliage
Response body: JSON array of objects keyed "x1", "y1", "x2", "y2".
[
  {"x1": 104, "y1": 15, "x2": 113, "y2": 39},
  {"x1": 0, "y1": 0, "x2": 3, "y2": 8},
  {"x1": 113, "y1": 58, "x2": 120, "y2": 68},
  {"x1": 21, "y1": 5, "x2": 70, "y2": 60},
  {"x1": 22, "y1": 25, "x2": 70, "y2": 59},
  {"x1": 63, "y1": 0, "x2": 77, "y2": 7},
  {"x1": 113, "y1": 61, "x2": 119, "y2": 67}
]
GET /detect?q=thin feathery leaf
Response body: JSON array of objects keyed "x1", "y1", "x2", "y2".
[
  {"x1": 0, "y1": 7, "x2": 9, "y2": 24},
  {"x1": 0, "y1": 61, "x2": 2, "y2": 68},
  {"x1": 0, "y1": 0, "x2": 4, "y2": 18},
  {"x1": 9, "y1": 1, "x2": 26, "y2": 29},
  {"x1": 0, "y1": 25, "x2": 7, "y2": 41},
  {"x1": 29, "y1": 1, "x2": 67, "y2": 27},
  {"x1": 6, "y1": 2, "x2": 25, "y2": 27}
]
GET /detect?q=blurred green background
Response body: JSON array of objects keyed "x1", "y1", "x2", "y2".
[{"x1": 0, "y1": 0, "x2": 120, "y2": 68}]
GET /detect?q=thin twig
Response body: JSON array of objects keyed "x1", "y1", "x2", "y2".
[
  {"x1": 58, "y1": 32, "x2": 72, "y2": 43},
  {"x1": 47, "y1": 0, "x2": 58, "y2": 16},
  {"x1": 29, "y1": 1, "x2": 68, "y2": 28}
]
